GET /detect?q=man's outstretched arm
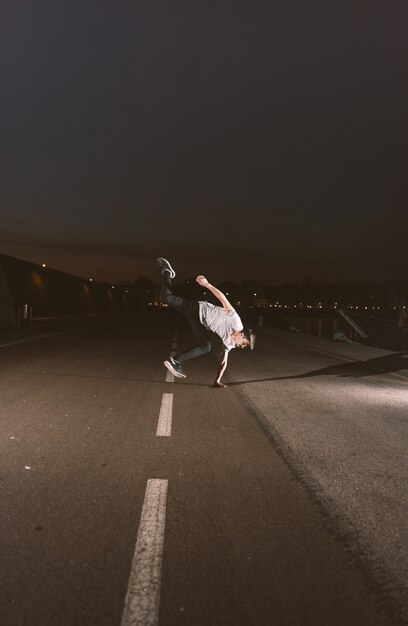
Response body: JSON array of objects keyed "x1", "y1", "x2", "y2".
[
  {"x1": 196, "y1": 275, "x2": 233, "y2": 313},
  {"x1": 214, "y1": 349, "x2": 229, "y2": 388}
]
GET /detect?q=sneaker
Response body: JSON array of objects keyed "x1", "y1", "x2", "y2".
[
  {"x1": 157, "y1": 258, "x2": 176, "y2": 279},
  {"x1": 164, "y1": 356, "x2": 186, "y2": 379}
]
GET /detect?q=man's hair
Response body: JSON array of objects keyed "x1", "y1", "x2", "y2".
[{"x1": 243, "y1": 328, "x2": 256, "y2": 350}]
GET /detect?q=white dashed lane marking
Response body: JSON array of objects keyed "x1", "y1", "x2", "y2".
[
  {"x1": 123, "y1": 331, "x2": 175, "y2": 620},
  {"x1": 121, "y1": 479, "x2": 168, "y2": 626},
  {"x1": 165, "y1": 331, "x2": 178, "y2": 383},
  {"x1": 156, "y1": 393, "x2": 173, "y2": 437},
  {"x1": 165, "y1": 368, "x2": 174, "y2": 384}
]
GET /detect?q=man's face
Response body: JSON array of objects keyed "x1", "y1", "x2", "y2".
[{"x1": 234, "y1": 333, "x2": 250, "y2": 349}]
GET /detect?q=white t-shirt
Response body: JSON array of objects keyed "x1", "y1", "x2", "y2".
[{"x1": 198, "y1": 301, "x2": 243, "y2": 351}]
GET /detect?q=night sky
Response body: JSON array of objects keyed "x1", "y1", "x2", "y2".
[{"x1": 1, "y1": 1, "x2": 407, "y2": 286}]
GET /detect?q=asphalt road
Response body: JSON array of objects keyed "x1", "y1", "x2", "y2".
[{"x1": 0, "y1": 311, "x2": 407, "y2": 626}]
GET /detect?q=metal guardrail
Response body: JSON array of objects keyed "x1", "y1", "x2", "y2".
[{"x1": 337, "y1": 308, "x2": 368, "y2": 338}]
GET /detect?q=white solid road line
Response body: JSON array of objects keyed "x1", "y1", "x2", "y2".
[
  {"x1": 0, "y1": 328, "x2": 87, "y2": 348},
  {"x1": 121, "y1": 479, "x2": 168, "y2": 626},
  {"x1": 156, "y1": 393, "x2": 173, "y2": 437}
]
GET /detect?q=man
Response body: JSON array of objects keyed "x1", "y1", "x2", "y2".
[{"x1": 157, "y1": 257, "x2": 255, "y2": 387}]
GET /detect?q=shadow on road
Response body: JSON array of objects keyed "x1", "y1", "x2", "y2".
[
  {"x1": 8, "y1": 369, "x2": 211, "y2": 386},
  {"x1": 9, "y1": 353, "x2": 408, "y2": 387},
  {"x1": 229, "y1": 352, "x2": 408, "y2": 386}
]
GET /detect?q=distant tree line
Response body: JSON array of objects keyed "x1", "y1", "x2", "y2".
[{"x1": 122, "y1": 277, "x2": 408, "y2": 311}]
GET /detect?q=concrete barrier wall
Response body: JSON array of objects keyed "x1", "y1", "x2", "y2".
[
  {"x1": 0, "y1": 253, "x2": 129, "y2": 327},
  {"x1": 0, "y1": 261, "x2": 16, "y2": 326}
]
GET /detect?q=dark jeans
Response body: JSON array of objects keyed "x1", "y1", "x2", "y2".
[{"x1": 160, "y1": 273, "x2": 211, "y2": 363}]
